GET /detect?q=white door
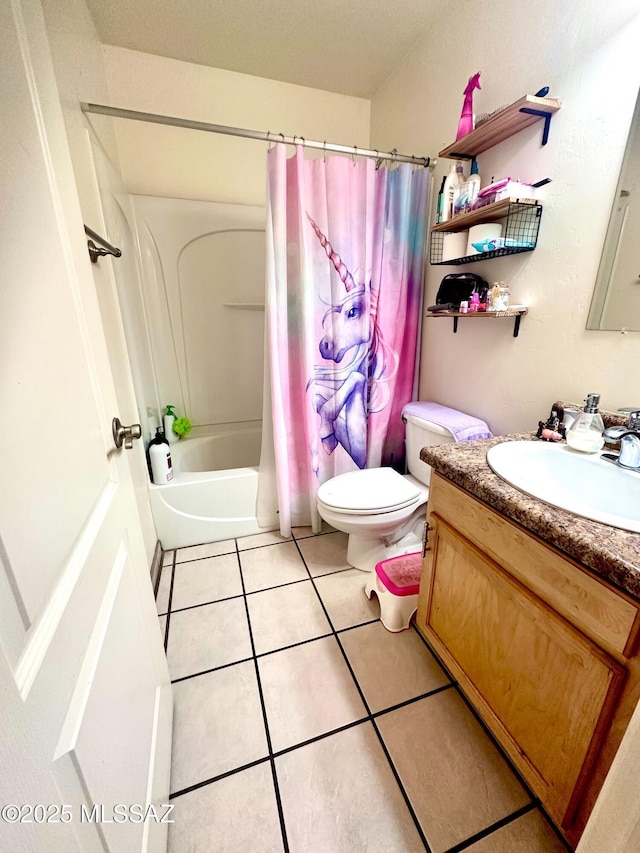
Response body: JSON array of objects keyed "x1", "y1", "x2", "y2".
[{"x1": 0, "y1": 3, "x2": 171, "y2": 852}]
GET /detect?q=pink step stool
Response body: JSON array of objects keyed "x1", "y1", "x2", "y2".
[{"x1": 364, "y1": 552, "x2": 422, "y2": 633}]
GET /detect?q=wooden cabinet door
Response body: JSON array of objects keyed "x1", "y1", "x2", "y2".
[{"x1": 417, "y1": 516, "x2": 625, "y2": 828}]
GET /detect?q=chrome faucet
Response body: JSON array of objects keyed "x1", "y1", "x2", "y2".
[{"x1": 603, "y1": 411, "x2": 640, "y2": 470}]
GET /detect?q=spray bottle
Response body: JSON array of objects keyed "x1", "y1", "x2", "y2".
[{"x1": 436, "y1": 176, "x2": 446, "y2": 224}]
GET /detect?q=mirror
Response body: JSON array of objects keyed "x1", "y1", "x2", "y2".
[{"x1": 587, "y1": 90, "x2": 640, "y2": 331}]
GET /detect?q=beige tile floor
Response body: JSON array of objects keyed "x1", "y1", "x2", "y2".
[{"x1": 157, "y1": 529, "x2": 570, "y2": 853}]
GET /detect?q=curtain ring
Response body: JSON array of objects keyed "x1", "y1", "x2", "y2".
[
  {"x1": 323, "y1": 140, "x2": 327, "y2": 163},
  {"x1": 266, "y1": 130, "x2": 272, "y2": 150},
  {"x1": 389, "y1": 148, "x2": 398, "y2": 169},
  {"x1": 279, "y1": 132, "x2": 285, "y2": 146},
  {"x1": 300, "y1": 136, "x2": 306, "y2": 148},
  {"x1": 374, "y1": 150, "x2": 383, "y2": 170},
  {"x1": 352, "y1": 145, "x2": 357, "y2": 165}
]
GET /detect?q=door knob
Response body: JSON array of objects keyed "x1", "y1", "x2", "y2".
[{"x1": 112, "y1": 417, "x2": 142, "y2": 450}]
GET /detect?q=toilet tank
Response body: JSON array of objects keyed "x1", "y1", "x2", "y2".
[{"x1": 403, "y1": 413, "x2": 456, "y2": 486}]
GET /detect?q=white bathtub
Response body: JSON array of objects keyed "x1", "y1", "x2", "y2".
[{"x1": 148, "y1": 429, "x2": 277, "y2": 549}]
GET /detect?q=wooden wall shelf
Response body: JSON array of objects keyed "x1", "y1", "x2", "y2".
[
  {"x1": 432, "y1": 198, "x2": 539, "y2": 232},
  {"x1": 425, "y1": 307, "x2": 528, "y2": 337},
  {"x1": 439, "y1": 95, "x2": 562, "y2": 159}
]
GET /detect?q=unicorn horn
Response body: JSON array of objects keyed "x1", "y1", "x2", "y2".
[{"x1": 306, "y1": 213, "x2": 356, "y2": 292}]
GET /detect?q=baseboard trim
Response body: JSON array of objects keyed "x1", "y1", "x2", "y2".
[{"x1": 151, "y1": 540, "x2": 163, "y2": 597}]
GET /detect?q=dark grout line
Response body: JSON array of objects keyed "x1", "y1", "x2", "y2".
[
  {"x1": 255, "y1": 632, "x2": 335, "y2": 659},
  {"x1": 170, "y1": 656, "x2": 254, "y2": 685},
  {"x1": 163, "y1": 552, "x2": 176, "y2": 653},
  {"x1": 271, "y1": 717, "x2": 370, "y2": 759},
  {"x1": 292, "y1": 528, "x2": 337, "y2": 540},
  {"x1": 290, "y1": 536, "x2": 433, "y2": 853},
  {"x1": 236, "y1": 540, "x2": 293, "y2": 552},
  {"x1": 174, "y1": 550, "x2": 237, "y2": 565},
  {"x1": 371, "y1": 683, "x2": 455, "y2": 719},
  {"x1": 169, "y1": 592, "x2": 245, "y2": 614},
  {"x1": 335, "y1": 617, "x2": 380, "y2": 634},
  {"x1": 306, "y1": 565, "x2": 356, "y2": 580},
  {"x1": 169, "y1": 755, "x2": 271, "y2": 800},
  {"x1": 270, "y1": 681, "x2": 456, "y2": 760},
  {"x1": 234, "y1": 541, "x2": 290, "y2": 853},
  {"x1": 443, "y1": 801, "x2": 539, "y2": 853},
  {"x1": 245, "y1": 576, "x2": 310, "y2": 596}
]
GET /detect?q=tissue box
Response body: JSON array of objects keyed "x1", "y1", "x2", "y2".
[{"x1": 474, "y1": 178, "x2": 542, "y2": 208}]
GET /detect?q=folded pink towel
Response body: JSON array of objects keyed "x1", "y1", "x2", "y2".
[{"x1": 402, "y1": 401, "x2": 492, "y2": 442}]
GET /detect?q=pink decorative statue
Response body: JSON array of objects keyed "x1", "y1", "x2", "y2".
[{"x1": 456, "y1": 72, "x2": 481, "y2": 140}]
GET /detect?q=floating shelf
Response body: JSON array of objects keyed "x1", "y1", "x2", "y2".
[
  {"x1": 439, "y1": 95, "x2": 562, "y2": 159},
  {"x1": 430, "y1": 201, "x2": 542, "y2": 266},
  {"x1": 426, "y1": 307, "x2": 528, "y2": 337}
]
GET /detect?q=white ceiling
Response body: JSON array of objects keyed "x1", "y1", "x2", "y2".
[{"x1": 86, "y1": 0, "x2": 446, "y2": 99}]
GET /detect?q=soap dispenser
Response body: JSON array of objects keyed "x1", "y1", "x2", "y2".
[
  {"x1": 566, "y1": 393, "x2": 605, "y2": 454},
  {"x1": 163, "y1": 404, "x2": 179, "y2": 445},
  {"x1": 148, "y1": 427, "x2": 174, "y2": 484}
]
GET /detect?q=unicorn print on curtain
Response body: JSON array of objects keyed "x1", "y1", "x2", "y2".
[{"x1": 264, "y1": 145, "x2": 429, "y2": 536}]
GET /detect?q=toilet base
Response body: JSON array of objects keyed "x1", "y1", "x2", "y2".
[{"x1": 346, "y1": 530, "x2": 424, "y2": 572}]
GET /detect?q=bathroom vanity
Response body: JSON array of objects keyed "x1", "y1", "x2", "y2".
[{"x1": 416, "y1": 434, "x2": 640, "y2": 849}]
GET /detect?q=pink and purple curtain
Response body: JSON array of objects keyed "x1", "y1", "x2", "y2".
[{"x1": 264, "y1": 145, "x2": 429, "y2": 536}]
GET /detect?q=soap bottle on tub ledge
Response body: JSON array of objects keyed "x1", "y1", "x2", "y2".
[
  {"x1": 163, "y1": 404, "x2": 180, "y2": 444},
  {"x1": 565, "y1": 393, "x2": 605, "y2": 454},
  {"x1": 148, "y1": 426, "x2": 173, "y2": 484}
]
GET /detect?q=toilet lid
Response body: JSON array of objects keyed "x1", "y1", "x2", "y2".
[{"x1": 317, "y1": 468, "x2": 422, "y2": 515}]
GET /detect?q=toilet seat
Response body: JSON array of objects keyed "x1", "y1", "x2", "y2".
[{"x1": 317, "y1": 468, "x2": 422, "y2": 516}]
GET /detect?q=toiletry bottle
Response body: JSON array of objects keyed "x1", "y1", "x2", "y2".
[
  {"x1": 163, "y1": 404, "x2": 179, "y2": 444},
  {"x1": 441, "y1": 162, "x2": 460, "y2": 222},
  {"x1": 148, "y1": 426, "x2": 174, "y2": 484},
  {"x1": 455, "y1": 160, "x2": 467, "y2": 184},
  {"x1": 489, "y1": 281, "x2": 510, "y2": 311},
  {"x1": 566, "y1": 394, "x2": 605, "y2": 454},
  {"x1": 467, "y1": 160, "x2": 481, "y2": 205},
  {"x1": 469, "y1": 292, "x2": 480, "y2": 313},
  {"x1": 478, "y1": 284, "x2": 489, "y2": 312},
  {"x1": 452, "y1": 160, "x2": 468, "y2": 215},
  {"x1": 436, "y1": 176, "x2": 446, "y2": 224}
]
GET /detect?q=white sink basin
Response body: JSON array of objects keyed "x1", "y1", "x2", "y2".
[{"x1": 486, "y1": 441, "x2": 640, "y2": 533}]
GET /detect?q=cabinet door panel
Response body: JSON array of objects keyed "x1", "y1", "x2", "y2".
[
  {"x1": 428, "y1": 474, "x2": 639, "y2": 656},
  {"x1": 421, "y1": 518, "x2": 624, "y2": 826}
]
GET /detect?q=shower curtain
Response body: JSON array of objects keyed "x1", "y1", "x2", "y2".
[{"x1": 261, "y1": 145, "x2": 429, "y2": 536}]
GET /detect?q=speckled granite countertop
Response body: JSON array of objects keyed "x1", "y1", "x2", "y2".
[{"x1": 420, "y1": 432, "x2": 640, "y2": 600}]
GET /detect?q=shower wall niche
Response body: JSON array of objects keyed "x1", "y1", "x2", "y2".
[{"x1": 132, "y1": 196, "x2": 266, "y2": 452}]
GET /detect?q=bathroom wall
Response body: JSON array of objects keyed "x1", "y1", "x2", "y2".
[
  {"x1": 370, "y1": 0, "x2": 640, "y2": 435},
  {"x1": 101, "y1": 46, "x2": 371, "y2": 205}
]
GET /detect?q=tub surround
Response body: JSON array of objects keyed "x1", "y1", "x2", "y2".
[{"x1": 420, "y1": 433, "x2": 640, "y2": 599}]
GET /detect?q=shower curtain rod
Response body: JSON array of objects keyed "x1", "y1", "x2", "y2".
[{"x1": 80, "y1": 102, "x2": 436, "y2": 168}]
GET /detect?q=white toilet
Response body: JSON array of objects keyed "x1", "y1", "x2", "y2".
[{"x1": 317, "y1": 404, "x2": 463, "y2": 572}]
